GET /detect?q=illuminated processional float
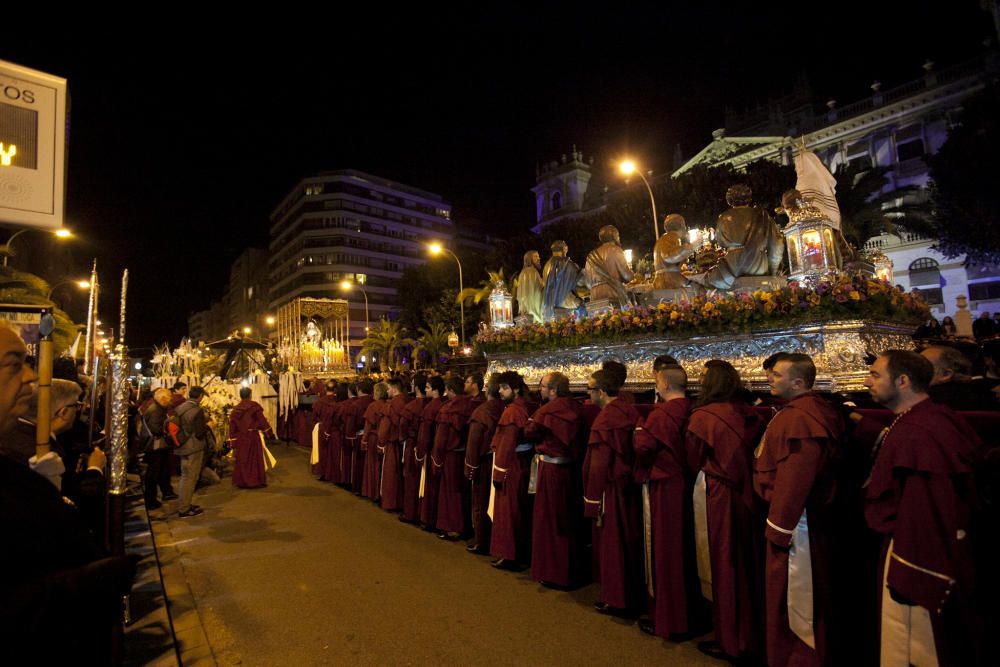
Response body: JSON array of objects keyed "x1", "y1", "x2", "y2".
[{"x1": 479, "y1": 146, "x2": 926, "y2": 392}]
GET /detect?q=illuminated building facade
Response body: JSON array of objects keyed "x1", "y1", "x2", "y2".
[{"x1": 267, "y1": 170, "x2": 454, "y2": 348}]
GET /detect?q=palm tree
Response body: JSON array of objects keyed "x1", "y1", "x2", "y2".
[
  {"x1": 0, "y1": 267, "x2": 82, "y2": 353},
  {"x1": 836, "y1": 164, "x2": 930, "y2": 250},
  {"x1": 358, "y1": 319, "x2": 414, "y2": 372},
  {"x1": 457, "y1": 268, "x2": 516, "y2": 307},
  {"x1": 413, "y1": 322, "x2": 452, "y2": 369}
]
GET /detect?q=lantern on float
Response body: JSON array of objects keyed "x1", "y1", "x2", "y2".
[
  {"x1": 447, "y1": 330, "x2": 459, "y2": 350},
  {"x1": 784, "y1": 200, "x2": 840, "y2": 281},
  {"x1": 489, "y1": 280, "x2": 514, "y2": 329},
  {"x1": 867, "y1": 250, "x2": 893, "y2": 283}
]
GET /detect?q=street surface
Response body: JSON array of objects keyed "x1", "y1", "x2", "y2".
[{"x1": 156, "y1": 445, "x2": 716, "y2": 666}]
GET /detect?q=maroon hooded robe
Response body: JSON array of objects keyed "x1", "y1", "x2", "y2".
[
  {"x1": 686, "y1": 401, "x2": 765, "y2": 660},
  {"x1": 465, "y1": 398, "x2": 503, "y2": 551},
  {"x1": 633, "y1": 396, "x2": 701, "y2": 638},
  {"x1": 343, "y1": 395, "x2": 372, "y2": 491},
  {"x1": 361, "y1": 399, "x2": 387, "y2": 500},
  {"x1": 583, "y1": 398, "x2": 643, "y2": 610},
  {"x1": 399, "y1": 396, "x2": 427, "y2": 521},
  {"x1": 379, "y1": 393, "x2": 410, "y2": 511},
  {"x1": 417, "y1": 396, "x2": 446, "y2": 528},
  {"x1": 312, "y1": 392, "x2": 338, "y2": 477},
  {"x1": 864, "y1": 398, "x2": 983, "y2": 667},
  {"x1": 753, "y1": 393, "x2": 844, "y2": 667},
  {"x1": 524, "y1": 395, "x2": 583, "y2": 586},
  {"x1": 490, "y1": 395, "x2": 538, "y2": 563},
  {"x1": 322, "y1": 400, "x2": 345, "y2": 484},
  {"x1": 432, "y1": 394, "x2": 476, "y2": 533},
  {"x1": 228, "y1": 399, "x2": 275, "y2": 488}
]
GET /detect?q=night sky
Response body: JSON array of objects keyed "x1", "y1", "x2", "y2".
[{"x1": 3, "y1": 3, "x2": 991, "y2": 351}]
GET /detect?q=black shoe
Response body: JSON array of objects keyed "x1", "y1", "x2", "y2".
[
  {"x1": 594, "y1": 601, "x2": 632, "y2": 618},
  {"x1": 491, "y1": 558, "x2": 520, "y2": 570},
  {"x1": 438, "y1": 532, "x2": 459, "y2": 541},
  {"x1": 178, "y1": 507, "x2": 204, "y2": 518},
  {"x1": 162, "y1": 492, "x2": 178, "y2": 501},
  {"x1": 465, "y1": 543, "x2": 481, "y2": 553},
  {"x1": 638, "y1": 617, "x2": 656, "y2": 636},
  {"x1": 697, "y1": 641, "x2": 737, "y2": 663},
  {"x1": 398, "y1": 516, "x2": 417, "y2": 524},
  {"x1": 146, "y1": 500, "x2": 162, "y2": 510}
]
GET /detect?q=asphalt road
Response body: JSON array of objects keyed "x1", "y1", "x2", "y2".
[{"x1": 158, "y1": 445, "x2": 718, "y2": 666}]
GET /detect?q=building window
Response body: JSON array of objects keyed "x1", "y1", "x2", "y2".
[
  {"x1": 897, "y1": 139, "x2": 925, "y2": 162},
  {"x1": 908, "y1": 257, "x2": 940, "y2": 287},
  {"x1": 969, "y1": 281, "x2": 1000, "y2": 301},
  {"x1": 551, "y1": 191, "x2": 563, "y2": 210}
]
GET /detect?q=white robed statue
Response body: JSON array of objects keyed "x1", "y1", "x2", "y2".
[{"x1": 793, "y1": 148, "x2": 841, "y2": 230}]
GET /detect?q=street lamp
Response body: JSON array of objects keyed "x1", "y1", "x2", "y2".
[
  {"x1": 619, "y1": 159, "x2": 659, "y2": 239},
  {"x1": 340, "y1": 280, "x2": 369, "y2": 332},
  {"x1": 427, "y1": 242, "x2": 465, "y2": 346},
  {"x1": 1, "y1": 227, "x2": 74, "y2": 267},
  {"x1": 45, "y1": 279, "x2": 90, "y2": 300}
]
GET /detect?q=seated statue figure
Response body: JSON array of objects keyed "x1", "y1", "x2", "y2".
[
  {"x1": 582, "y1": 225, "x2": 634, "y2": 307},
  {"x1": 541, "y1": 240, "x2": 582, "y2": 321},
  {"x1": 653, "y1": 214, "x2": 695, "y2": 289},
  {"x1": 514, "y1": 250, "x2": 544, "y2": 323},
  {"x1": 693, "y1": 184, "x2": 784, "y2": 290}
]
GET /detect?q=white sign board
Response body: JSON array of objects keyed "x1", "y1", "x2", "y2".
[{"x1": 0, "y1": 60, "x2": 67, "y2": 230}]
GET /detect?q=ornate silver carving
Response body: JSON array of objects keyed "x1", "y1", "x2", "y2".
[
  {"x1": 485, "y1": 319, "x2": 914, "y2": 393},
  {"x1": 108, "y1": 346, "x2": 130, "y2": 496}
]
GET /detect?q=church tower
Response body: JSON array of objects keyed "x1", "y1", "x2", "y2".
[{"x1": 530, "y1": 146, "x2": 594, "y2": 233}]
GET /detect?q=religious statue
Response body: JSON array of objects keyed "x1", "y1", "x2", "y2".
[
  {"x1": 691, "y1": 184, "x2": 784, "y2": 290},
  {"x1": 778, "y1": 145, "x2": 858, "y2": 265},
  {"x1": 514, "y1": 249, "x2": 544, "y2": 323},
  {"x1": 582, "y1": 225, "x2": 634, "y2": 307},
  {"x1": 653, "y1": 214, "x2": 695, "y2": 289},
  {"x1": 541, "y1": 240, "x2": 582, "y2": 321},
  {"x1": 304, "y1": 320, "x2": 322, "y2": 344}
]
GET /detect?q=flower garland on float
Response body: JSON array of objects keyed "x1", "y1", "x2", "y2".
[{"x1": 476, "y1": 273, "x2": 929, "y2": 354}]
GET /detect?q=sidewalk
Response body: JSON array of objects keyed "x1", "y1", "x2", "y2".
[{"x1": 122, "y1": 475, "x2": 180, "y2": 666}]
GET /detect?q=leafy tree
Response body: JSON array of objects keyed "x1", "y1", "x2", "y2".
[
  {"x1": 0, "y1": 267, "x2": 83, "y2": 353},
  {"x1": 927, "y1": 85, "x2": 1000, "y2": 263},
  {"x1": 358, "y1": 319, "x2": 414, "y2": 372},
  {"x1": 413, "y1": 322, "x2": 452, "y2": 369},
  {"x1": 834, "y1": 163, "x2": 929, "y2": 250}
]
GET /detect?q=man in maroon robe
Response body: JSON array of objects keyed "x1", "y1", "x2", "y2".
[
  {"x1": 465, "y1": 375, "x2": 503, "y2": 554},
  {"x1": 432, "y1": 376, "x2": 476, "y2": 538},
  {"x1": 489, "y1": 371, "x2": 538, "y2": 570},
  {"x1": 753, "y1": 354, "x2": 845, "y2": 667},
  {"x1": 228, "y1": 387, "x2": 276, "y2": 489},
  {"x1": 416, "y1": 376, "x2": 447, "y2": 530},
  {"x1": 379, "y1": 378, "x2": 409, "y2": 511},
  {"x1": 863, "y1": 350, "x2": 983, "y2": 667},
  {"x1": 583, "y1": 368, "x2": 643, "y2": 613},
  {"x1": 523, "y1": 371, "x2": 582, "y2": 587},
  {"x1": 321, "y1": 384, "x2": 348, "y2": 484},
  {"x1": 686, "y1": 360, "x2": 765, "y2": 663},
  {"x1": 312, "y1": 380, "x2": 338, "y2": 478},
  {"x1": 633, "y1": 364, "x2": 702, "y2": 639},
  {"x1": 399, "y1": 373, "x2": 428, "y2": 523},
  {"x1": 361, "y1": 383, "x2": 388, "y2": 501},
  {"x1": 344, "y1": 380, "x2": 373, "y2": 493}
]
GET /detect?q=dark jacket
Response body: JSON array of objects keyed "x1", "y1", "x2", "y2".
[
  {"x1": 174, "y1": 399, "x2": 208, "y2": 455},
  {"x1": 142, "y1": 401, "x2": 169, "y2": 453}
]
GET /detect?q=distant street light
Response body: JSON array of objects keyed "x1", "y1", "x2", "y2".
[
  {"x1": 265, "y1": 315, "x2": 275, "y2": 326},
  {"x1": 340, "y1": 280, "x2": 369, "y2": 332},
  {"x1": 619, "y1": 159, "x2": 659, "y2": 239},
  {"x1": 1, "y1": 227, "x2": 74, "y2": 266},
  {"x1": 46, "y1": 279, "x2": 90, "y2": 300},
  {"x1": 243, "y1": 326, "x2": 252, "y2": 335},
  {"x1": 427, "y1": 242, "x2": 465, "y2": 347}
]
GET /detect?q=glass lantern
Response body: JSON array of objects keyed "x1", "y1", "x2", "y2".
[{"x1": 489, "y1": 280, "x2": 514, "y2": 329}]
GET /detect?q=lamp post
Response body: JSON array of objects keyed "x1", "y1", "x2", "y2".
[
  {"x1": 340, "y1": 280, "x2": 369, "y2": 332},
  {"x1": 428, "y1": 242, "x2": 465, "y2": 347},
  {"x1": 619, "y1": 159, "x2": 659, "y2": 240},
  {"x1": 46, "y1": 279, "x2": 90, "y2": 300},
  {"x1": 2, "y1": 227, "x2": 73, "y2": 267}
]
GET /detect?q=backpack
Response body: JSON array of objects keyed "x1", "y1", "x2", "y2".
[{"x1": 165, "y1": 414, "x2": 191, "y2": 447}]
